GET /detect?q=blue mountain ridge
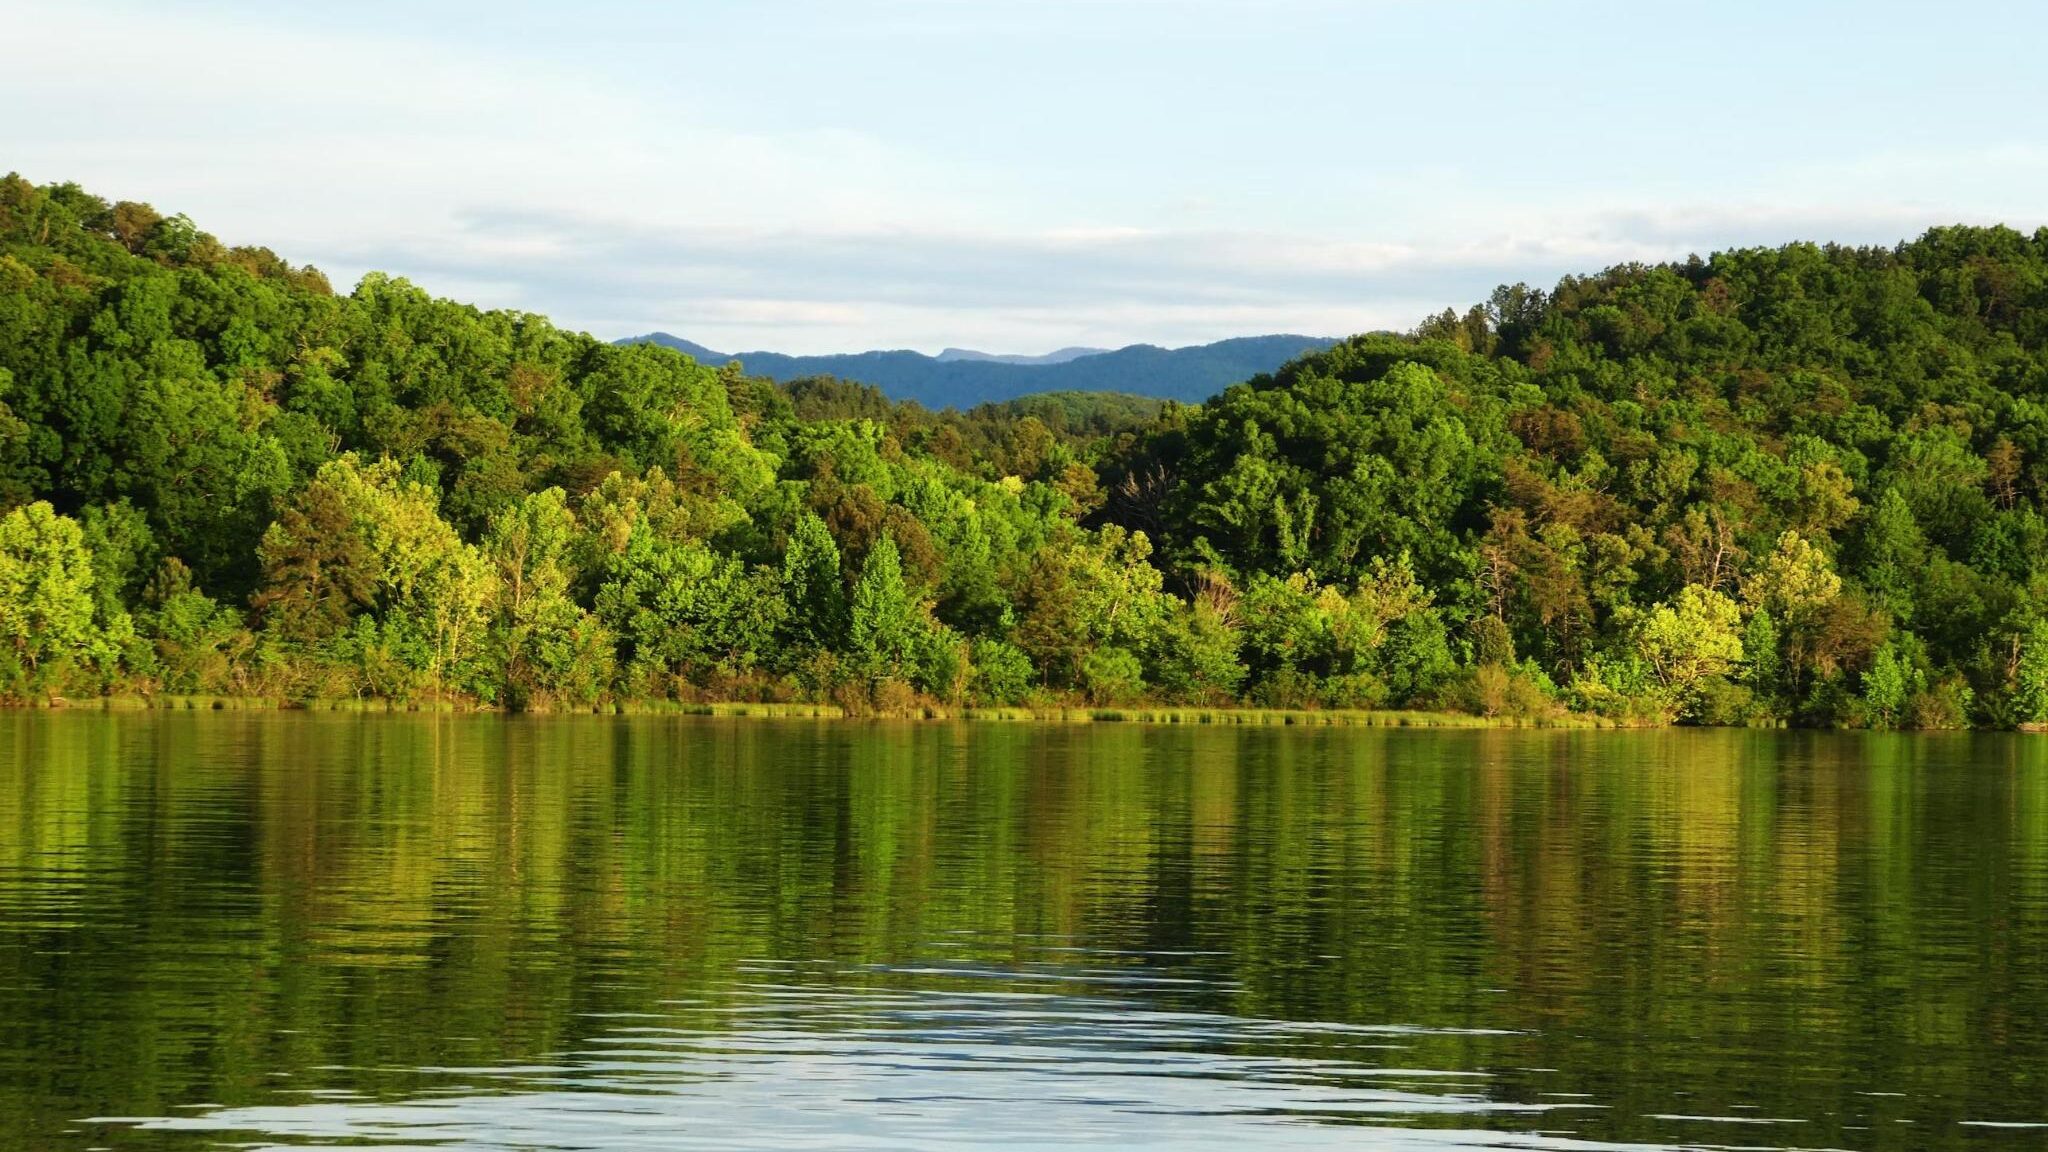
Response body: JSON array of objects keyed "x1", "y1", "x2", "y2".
[{"x1": 620, "y1": 332, "x2": 1337, "y2": 406}]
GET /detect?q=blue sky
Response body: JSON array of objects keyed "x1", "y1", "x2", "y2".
[{"x1": 6, "y1": 0, "x2": 2046, "y2": 353}]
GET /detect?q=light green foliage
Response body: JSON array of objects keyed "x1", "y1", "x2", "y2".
[
  {"x1": 1861, "y1": 642, "x2": 1925, "y2": 729},
  {"x1": 575, "y1": 467, "x2": 745, "y2": 553},
  {"x1": 913, "y1": 623, "x2": 970, "y2": 704},
  {"x1": 1380, "y1": 608, "x2": 1459, "y2": 705},
  {"x1": 1070, "y1": 527, "x2": 1174, "y2": 652},
  {"x1": 1634, "y1": 585, "x2": 1745, "y2": 720},
  {"x1": 258, "y1": 456, "x2": 497, "y2": 694},
  {"x1": 487, "y1": 489, "x2": 610, "y2": 704},
  {"x1": 968, "y1": 637, "x2": 1035, "y2": 705},
  {"x1": 1472, "y1": 615, "x2": 1516, "y2": 666},
  {"x1": 1744, "y1": 531, "x2": 1841, "y2": 627},
  {"x1": 2015, "y1": 618, "x2": 2048, "y2": 727},
  {"x1": 1567, "y1": 653, "x2": 1661, "y2": 723},
  {"x1": 0, "y1": 502, "x2": 105, "y2": 688},
  {"x1": 79, "y1": 500, "x2": 157, "y2": 620},
  {"x1": 1236, "y1": 554, "x2": 1436, "y2": 706},
  {"x1": 1741, "y1": 530, "x2": 1863, "y2": 710},
  {"x1": 1793, "y1": 455, "x2": 1860, "y2": 539},
  {"x1": 1858, "y1": 488, "x2": 1923, "y2": 623},
  {"x1": 1013, "y1": 525, "x2": 1176, "y2": 690},
  {"x1": 488, "y1": 488, "x2": 578, "y2": 617},
  {"x1": 78, "y1": 500, "x2": 156, "y2": 673},
  {"x1": 327, "y1": 456, "x2": 498, "y2": 692},
  {"x1": 1150, "y1": 598, "x2": 1247, "y2": 704}
]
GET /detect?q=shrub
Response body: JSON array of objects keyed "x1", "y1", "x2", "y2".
[
  {"x1": 1081, "y1": 646, "x2": 1145, "y2": 706},
  {"x1": 969, "y1": 638, "x2": 1034, "y2": 706}
]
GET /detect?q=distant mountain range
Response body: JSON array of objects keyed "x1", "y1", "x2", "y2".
[{"x1": 621, "y1": 333, "x2": 1337, "y2": 407}]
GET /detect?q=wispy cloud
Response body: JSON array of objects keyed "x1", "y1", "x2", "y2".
[
  {"x1": 345, "y1": 194, "x2": 2048, "y2": 351},
  {"x1": 5, "y1": 1, "x2": 2043, "y2": 354}
]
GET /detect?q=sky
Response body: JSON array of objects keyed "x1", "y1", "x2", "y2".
[{"x1": 6, "y1": 0, "x2": 2047, "y2": 355}]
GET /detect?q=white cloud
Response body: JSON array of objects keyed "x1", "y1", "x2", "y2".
[
  {"x1": 5, "y1": 2, "x2": 2043, "y2": 355},
  {"x1": 4, "y1": 2, "x2": 1003, "y2": 250}
]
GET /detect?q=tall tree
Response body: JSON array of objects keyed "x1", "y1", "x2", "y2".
[{"x1": 848, "y1": 534, "x2": 920, "y2": 682}]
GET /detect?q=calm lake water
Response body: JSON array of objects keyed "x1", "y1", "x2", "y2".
[{"x1": 1, "y1": 715, "x2": 2045, "y2": 1150}]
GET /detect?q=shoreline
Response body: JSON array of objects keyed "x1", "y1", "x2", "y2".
[
  {"x1": 24, "y1": 694, "x2": 1635, "y2": 728},
  {"x1": 14, "y1": 698, "x2": 2032, "y2": 732}
]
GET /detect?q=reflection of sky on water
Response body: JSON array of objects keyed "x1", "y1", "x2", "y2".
[{"x1": 97, "y1": 975, "x2": 1663, "y2": 1151}]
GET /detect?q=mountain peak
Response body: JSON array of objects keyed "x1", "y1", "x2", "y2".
[
  {"x1": 934, "y1": 346, "x2": 1113, "y2": 366},
  {"x1": 638, "y1": 332, "x2": 729, "y2": 363}
]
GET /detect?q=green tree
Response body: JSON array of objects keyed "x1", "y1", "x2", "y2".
[
  {"x1": 969, "y1": 637, "x2": 1035, "y2": 706},
  {"x1": 1151, "y1": 597, "x2": 1247, "y2": 704},
  {"x1": 487, "y1": 489, "x2": 610, "y2": 705},
  {"x1": 1855, "y1": 489, "x2": 1924, "y2": 624},
  {"x1": 257, "y1": 456, "x2": 495, "y2": 695},
  {"x1": 780, "y1": 511, "x2": 848, "y2": 654},
  {"x1": 1635, "y1": 585, "x2": 1745, "y2": 720},
  {"x1": 0, "y1": 502, "x2": 104, "y2": 689},
  {"x1": 2015, "y1": 618, "x2": 2048, "y2": 728},
  {"x1": 1744, "y1": 530, "x2": 1842, "y2": 625},
  {"x1": 253, "y1": 477, "x2": 378, "y2": 645},
  {"x1": 1081, "y1": 646, "x2": 1145, "y2": 705},
  {"x1": 1861, "y1": 641, "x2": 1924, "y2": 729},
  {"x1": 1740, "y1": 608, "x2": 1783, "y2": 701},
  {"x1": 594, "y1": 527, "x2": 783, "y2": 692},
  {"x1": 848, "y1": 534, "x2": 922, "y2": 682},
  {"x1": 139, "y1": 559, "x2": 251, "y2": 694}
]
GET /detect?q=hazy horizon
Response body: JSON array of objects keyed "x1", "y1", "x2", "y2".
[
  {"x1": 7, "y1": 0, "x2": 2045, "y2": 353},
  {"x1": 631, "y1": 331, "x2": 1334, "y2": 359}
]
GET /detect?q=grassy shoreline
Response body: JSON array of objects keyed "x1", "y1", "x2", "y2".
[{"x1": 33, "y1": 694, "x2": 1628, "y2": 728}]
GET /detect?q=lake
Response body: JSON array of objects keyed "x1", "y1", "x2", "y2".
[{"x1": 1, "y1": 714, "x2": 2044, "y2": 1150}]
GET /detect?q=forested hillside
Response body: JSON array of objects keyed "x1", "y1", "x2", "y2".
[
  {"x1": 3, "y1": 172, "x2": 2047, "y2": 726},
  {"x1": 1105, "y1": 233, "x2": 2048, "y2": 727}
]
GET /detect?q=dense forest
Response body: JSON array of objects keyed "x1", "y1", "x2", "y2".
[{"x1": 3, "y1": 172, "x2": 2048, "y2": 727}]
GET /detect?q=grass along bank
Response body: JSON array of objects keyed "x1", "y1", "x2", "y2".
[{"x1": 58, "y1": 694, "x2": 1630, "y2": 727}]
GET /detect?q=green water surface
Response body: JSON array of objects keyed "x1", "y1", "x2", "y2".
[{"x1": 2, "y1": 714, "x2": 2045, "y2": 1149}]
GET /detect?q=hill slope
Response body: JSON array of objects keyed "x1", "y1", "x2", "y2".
[
  {"x1": 624, "y1": 332, "x2": 1336, "y2": 406},
  {"x1": 5, "y1": 172, "x2": 2048, "y2": 728},
  {"x1": 1103, "y1": 227, "x2": 2048, "y2": 726}
]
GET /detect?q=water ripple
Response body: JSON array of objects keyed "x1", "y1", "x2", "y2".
[{"x1": 89, "y1": 983, "x2": 1645, "y2": 1150}]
